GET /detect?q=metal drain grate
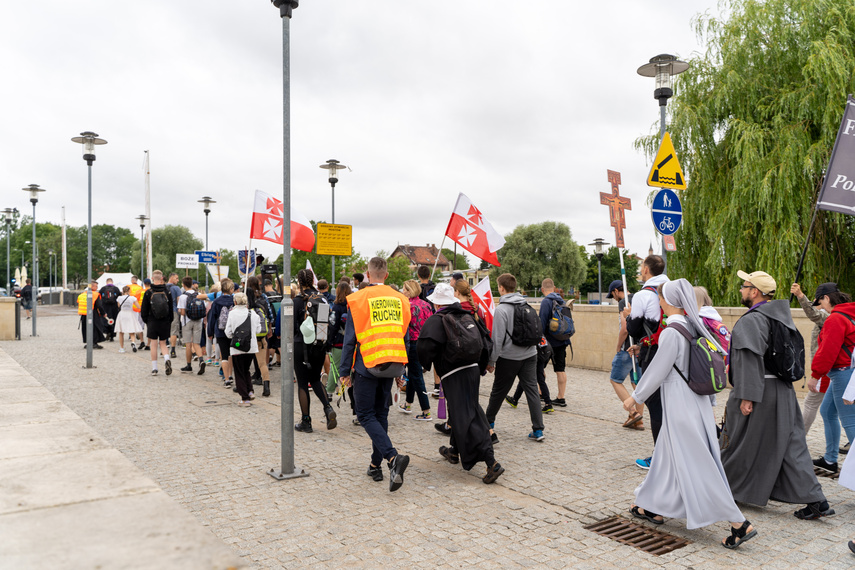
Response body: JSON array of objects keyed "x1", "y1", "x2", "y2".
[
  {"x1": 189, "y1": 399, "x2": 232, "y2": 407},
  {"x1": 814, "y1": 466, "x2": 840, "y2": 480},
  {"x1": 584, "y1": 516, "x2": 690, "y2": 555}
]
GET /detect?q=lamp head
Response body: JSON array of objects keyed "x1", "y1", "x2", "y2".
[
  {"x1": 637, "y1": 54, "x2": 689, "y2": 106},
  {"x1": 22, "y1": 184, "x2": 45, "y2": 205},
  {"x1": 70, "y1": 131, "x2": 108, "y2": 164},
  {"x1": 589, "y1": 238, "x2": 609, "y2": 258},
  {"x1": 198, "y1": 196, "x2": 216, "y2": 214},
  {"x1": 272, "y1": 0, "x2": 299, "y2": 18},
  {"x1": 320, "y1": 159, "x2": 346, "y2": 186},
  {"x1": 136, "y1": 214, "x2": 148, "y2": 229}
]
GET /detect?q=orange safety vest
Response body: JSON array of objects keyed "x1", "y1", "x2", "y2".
[
  {"x1": 347, "y1": 284, "x2": 411, "y2": 368},
  {"x1": 77, "y1": 291, "x2": 100, "y2": 315},
  {"x1": 128, "y1": 283, "x2": 143, "y2": 312}
]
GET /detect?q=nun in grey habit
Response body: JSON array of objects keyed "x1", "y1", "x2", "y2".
[{"x1": 623, "y1": 279, "x2": 756, "y2": 548}]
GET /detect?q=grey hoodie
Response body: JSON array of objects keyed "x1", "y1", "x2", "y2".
[{"x1": 490, "y1": 292, "x2": 538, "y2": 364}]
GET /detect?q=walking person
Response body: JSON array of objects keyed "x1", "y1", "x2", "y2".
[
  {"x1": 128, "y1": 275, "x2": 146, "y2": 351},
  {"x1": 114, "y1": 285, "x2": 142, "y2": 353},
  {"x1": 606, "y1": 280, "x2": 644, "y2": 429},
  {"x1": 484, "y1": 273, "x2": 545, "y2": 443},
  {"x1": 418, "y1": 282, "x2": 504, "y2": 484},
  {"x1": 293, "y1": 268, "x2": 337, "y2": 433},
  {"x1": 791, "y1": 282, "x2": 833, "y2": 435},
  {"x1": 99, "y1": 278, "x2": 121, "y2": 341},
  {"x1": 339, "y1": 257, "x2": 411, "y2": 491},
  {"x1": 167, "y1": 273, "x2": 183, "y2": 358},
  {"x1": 246, "y1": 275, "x2": 273, "y2": 397},
  {"x1": 224, "y1": 292, "x2": 261, "y2": 406},
  {"x1": 539, "y1": 278, "x2": 572, "y2": 407},
  {"x1": 808, "y1": 285, "x2": 855, "y2": 474},
  {"x1": 208, "y1": 279, "x2": 235, "y2": 386},
  {"x1": 77, "y1": 281, "x2": 106, "y2": 349},
  {"x1": 140, "y1": 270, "x2": 174, "y2": 376},
  {"x1": 176, "y1": 276, "x2": 207, "y2": 375},
  {"x1": 623, "y1": 279, "x2": 757, "y2": 549},
  {"x1": 20, "y1": 279, "x2": 33, "y2": 319},
  {"x1": 399, "y1": 279, "x2": 433, "y2": 420}
]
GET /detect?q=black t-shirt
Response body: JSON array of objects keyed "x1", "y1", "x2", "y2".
[
  {"x1": 618, "y1": 295, "x2": 632, "y2": 351},
  {"x1": 21, "y1": 285, "x2": 32, "y2": 301}
]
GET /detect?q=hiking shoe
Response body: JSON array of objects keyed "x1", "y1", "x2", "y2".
[
  {"x1": 414, "y1": 412, "x2": 432, "y2": 421},
  {"x1": 165, "y1": 360, "x2": 172, "y2": 376},
  {"x1": 170, "y1": 348, "x2": 176, "y2": 358},
  {"x1": 367, "y1": 465, "x2": 383, "y2": 482},
  {"x1": 483, "y1": 462, "x2": 505, "y2": 484},
  {"x1": 151, "y1": 369, "x2": 158, "y2": 376},
  {"x1": 180, "y1": 364, "x2": 193, "y2": 373},
  {"x1": 542, "y1": 404, "x2": 555, "y2": 413},
  {"x1": 388, "y1": 454, "x2": 410, "y2": 492},
  {"x1": 553, "y1": 398, "x2": 567, "y2": 407},
  {"x1": 490, "y1": 432, "x2": 499, "y2": 445},
  {"x1": 434, "y1": 422, "x2": 451, "y2": 435},
  {"x1": 324, "y1": 406, "x2": 337, "y2": 430},
  {"x1": 794, "y1": 501, "x2": 835, "y2": 520},
  {"x1": 439, "y1": 446, "x2": 459, "y2": 464},
  {"x1": 398, "y1": 403, "x2": 413, "y2": 414},
  {"x1": 198, "y1": 361, "x2": 206, "y2": 375},
  {"x1": 504, "y1": 396, "x2": 518, "y2": 408},
  {"x1": 528, "y1": 430, "x2": 545, "y2": 442},
  {"x1": 635, "y1": 457, "x2": 652, "y2": 470},
  {"x1": 295, "y1": 418, "x2": 313, "y2": 433},
  {"x1": 813, "y1": 457, "x2": 838, "y2": 473}
]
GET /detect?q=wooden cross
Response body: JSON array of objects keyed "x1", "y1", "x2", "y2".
[{"x1": 600, "y1": 170, "x2": 632, "y2": 248}]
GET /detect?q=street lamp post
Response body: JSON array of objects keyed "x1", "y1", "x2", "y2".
[
  {"x1": 48, "y1": 250, "x2": 55, "y2": 303},
  {"x1": 71, "y1": 131, "x2": 108, "y2": 369},
  {"x1": 136, "y1": 214, "x2": 148, "y2": 278},
  {"x1": 2, "y1": 208, "x2": 17, "y2": 295},
  {"x1": 197, "y1": 197, "x2": 216, "y2": 289},
  {"x1": 637, "y1": 54, "x2": 688, "y2": 269},
  {"x1": 589, "y1": 238, "x2": 608, "y2": 304},
  {"x1": 22, "y1": 185, "x2": 45, "y2": 336},
  {"x1": 319, "y1": 159, "x2": 346, "y2": 282},
  {"x1": 269, "y1": 0, "x2": 307, "y2": 482}
]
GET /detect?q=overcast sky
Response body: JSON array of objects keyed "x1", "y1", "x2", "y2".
[{"x1": 1, "y1": 1, "x2": 718, "y2": 273}]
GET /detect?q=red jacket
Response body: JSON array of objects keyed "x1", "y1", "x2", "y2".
[{"x1": 811, "y1": 302, "x2": 855, "y2": 379}]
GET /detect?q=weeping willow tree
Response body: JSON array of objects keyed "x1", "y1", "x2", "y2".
[{"x1": 637, "y1": 0, "x2": 855, "y2": 305}]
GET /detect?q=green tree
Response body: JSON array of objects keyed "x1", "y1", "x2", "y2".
[
  {"x1": 499, "y1": 221, "x2": 586, "y2": 292},
  {"x1": 441, "y1": 248, "x2": 470, "y2": 270},
  {"x1": 636, "y1": 0, "x2": 855, "y2": 304},
  {"x1": 579, "y1": 247, "x2": 642, "y2": 296},
  {"x1": 385, "y1": 255, "x2": 414, "y2": 287},
  {"x1": 149, "y1": 225, "x2": 203, "y2": 277}
]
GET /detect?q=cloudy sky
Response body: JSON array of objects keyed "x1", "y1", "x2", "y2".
[{"x1": 2, "y1": 0, "x2": 718, "y2": 273}]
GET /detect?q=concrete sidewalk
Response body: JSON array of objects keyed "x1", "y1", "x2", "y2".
[
  {"x1": 2, "y1": 313, "x2": 854, "y2": 568},
  {"x1": 0, "y1": 347, "x2": 245, "y2": 570}
]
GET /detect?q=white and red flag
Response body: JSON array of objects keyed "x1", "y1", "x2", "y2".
[
  {"x1": 444, "y1": 193, "x2": 505, "y2": 266},
  {"x1": 471, "y1": 277, "x2": 496, "y2": 332},
  {"x1": 250, "y1": 189, "x2": 315, "y2": 252},
  {"x1": 305, "y1": 259, "x2": 319, "y2": 288}
]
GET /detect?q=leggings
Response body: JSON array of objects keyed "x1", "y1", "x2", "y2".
[{"x1": 294, "y1": 341, "x2": 330, "y2": 417}]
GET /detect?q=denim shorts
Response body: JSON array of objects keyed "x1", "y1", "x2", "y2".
[{"x1": 610, "y1": 351, "x2": 639, "y2": 384}]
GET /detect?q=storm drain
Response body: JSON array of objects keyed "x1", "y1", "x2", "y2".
[
  {"x1": 584, "y1": 516, "x2": 690, "y2": 555},
  {"x1": 814, "y1": 466, "x2": 840, "y2": 480},
  {"x1": 189, "y1": 399, "x2": 231, "y2": 407}
]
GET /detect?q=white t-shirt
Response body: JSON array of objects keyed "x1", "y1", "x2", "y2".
[{"x1": 177, "y1": 290, "x2": 191, "y2": 326}]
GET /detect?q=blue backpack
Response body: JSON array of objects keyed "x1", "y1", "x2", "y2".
[{"x1": 548, "y1": 299, "x2": 575, "y2": 341}]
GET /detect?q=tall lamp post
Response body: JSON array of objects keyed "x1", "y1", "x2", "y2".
[
  {"x1": 23, "y1": 185, "x2": 45, "y2": 336},
  {"x1": 71, "y1": 131, "x2": 108, "y2": 369},
  {"x1": 197, "y1": 197, "x2": 216, "y2": 288},
  {"x1": 589, "y1": 238, "x2": 608, "y2": 304},
  {"x1": 319, "y1": 159, "x2": 346, "y2": 282},
  {"x1": 269, "y1": 0, "x2": 307, "y2": 482},
  {"x1": 136, "y1": 214, "x2": 148, "y2": 278},
  {"x1": 48, "y1": 250, "x2": 55, "y2": 302},
  {"x1": 2, "y1": 208, "x2": 17, "y2": 294},
  {"x1": 637, "y1": 54, "x2": 688, "y2": 268}
]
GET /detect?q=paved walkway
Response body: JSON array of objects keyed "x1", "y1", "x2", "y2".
[{"x1": 1, "y1": 310, "x2": 853, "y2": 568}]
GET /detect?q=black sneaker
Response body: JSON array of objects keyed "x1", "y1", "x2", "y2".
[
  {"x1": 165, "y1": 360, "x2": 172, "y2": 376},
  {"x1": 253, "y1": 377, "x2": 263, "y2": 386},
  {"x1": 491, "y1": 432, "x2": 499, "y2": 445},
  {"x1": 295, "y1": 418, "x2": 313, "y2": 433},
  {"x1": 151, "y1": 369, "x2": 158, "y2": 376},
  {"x1": 388, "y1": 454, "x2": 410, "y2": 492},
  {"x1": 143, "y1": 345, "x2": 150, "y2": 351},
  {"x1": 198, "y1": 361, "x2": 206, "y2": 375},
  {"x1": 325, "y1": 406, "x2": 337, "y2": 430},
  {"x1": 553, "y1": 398, "x2": 567, "y2": 407},
  {"x1": 366, "y1": 465, "x2": 383, "y2": 482},
  {"x1": 434, "y1": 422, "x2": 451, "y2": 435},
  {"x1": 180, "y1": 364, "x2": 193, "y2": 373},
  {"x1": 170, "y1": 348, "x2": 176, "y2": 359},
  {"x1": 794, "y1": 500, "x2": 835, "y2": 520},
  {"x1": 813, "y1": 456, "x2": 838, "y2": 473}
]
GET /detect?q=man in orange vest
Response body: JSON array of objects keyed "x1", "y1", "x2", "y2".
[
  {"x1": 77, "y1": 280, "x2": 105, "y2": 349},
  {"x1": 340, "y1": 257, "x2": 412, "y2": 492}
]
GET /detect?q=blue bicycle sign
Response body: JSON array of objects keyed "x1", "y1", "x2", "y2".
[{"x1": 651, "y1": 189, "x2": 682, "y2": 236}]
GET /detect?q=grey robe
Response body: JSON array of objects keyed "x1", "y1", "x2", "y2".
[
  {"x1": 631, "y1": 315, "x2": 744, "y2": 528},
  {"x1": 719, "y1": 299, "x2": 825, "y2": 506}
]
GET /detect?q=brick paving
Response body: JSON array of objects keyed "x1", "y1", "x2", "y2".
[{"x1": 2, "y1": 309, "x2": 854, "y2": 568}]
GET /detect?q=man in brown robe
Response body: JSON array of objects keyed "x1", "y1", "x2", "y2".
[{"x1": 720, "y1": 270, "x2": 833, "y2": 520}]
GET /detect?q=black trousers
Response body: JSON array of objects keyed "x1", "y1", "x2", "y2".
[{"x1": 485, "y1": 355, "x2": 544, "y2": 432}]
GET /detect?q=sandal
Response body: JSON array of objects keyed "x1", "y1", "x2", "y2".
[
  {"x1": 630, "y1": 505, "x2": 664, "y2": 525},
  {"x1": 439, "y1": 446, "x2": 459, "y2": 464},
  {"x1": 623, "y1": 412, "x2": 643, "y2": 428},
  {"x1": 722, "y1": 520, "x2": 756, "y2": 549},
  {"x1": 483, "y1": 462, "x2": 505, "y2": 484}
]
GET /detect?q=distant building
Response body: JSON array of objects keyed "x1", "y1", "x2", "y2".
[{"x1": 389, "y1": 244, "x2": 450, "y2": 273}]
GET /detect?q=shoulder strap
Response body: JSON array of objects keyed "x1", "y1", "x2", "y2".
[{"x1": 667, "y1": 322, "x2": 693, "y2": 387}]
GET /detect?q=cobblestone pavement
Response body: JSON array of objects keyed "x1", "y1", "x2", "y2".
[{"x1": 3, "y1": 311, "x2": 854, "y2": 568}]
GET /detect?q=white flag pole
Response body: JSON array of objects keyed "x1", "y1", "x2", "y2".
[
  {"x1": 429, "y1": 236, "x2": 447, "y2": 282},
  {"x1": 619, "y1": 248, "x2": 638, "y2": 380}
]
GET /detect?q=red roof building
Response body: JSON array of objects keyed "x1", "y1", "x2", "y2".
[{"x1": 389, "y1": 244, "x2": 450, "y2": 272}]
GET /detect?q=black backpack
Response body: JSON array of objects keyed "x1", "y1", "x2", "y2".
[
  {"x1": 441, "y1": 311, "x2": 483, "y2": 367},
  {"x1": 185, "y1": 291, "x2": 207, "y2": 321},
  {"x1": 150, "y1": 290, "x2": 170, "y2": 320},
  {"x1": 301, "y1": 291, "x2": 330, "y2": 345},
  {"x1": 761, "y1": 314, "x2": 805, "y2": 383},
  {"x1": 101, "y1": 286, "x2": 118, "y2": 303},
  {"x1": 508, "y1": 303, "x2": 541, "y2": 347},
  {"x1": 230, "y1": 312, "x2": 253, "y2": 350},
  {"x1": 668, "y1": 323, "x2": 727, "y2": 396}
]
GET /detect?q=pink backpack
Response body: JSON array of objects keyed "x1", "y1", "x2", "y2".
[{"x1": 702, "y1": 317, "x2": 731, "y2": 357}]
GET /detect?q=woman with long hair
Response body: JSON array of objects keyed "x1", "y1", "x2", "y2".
[
  {"x1": 623, "y1": 278, "x2": 756, "y2": 549},
  {"x1": 399, "y1": 280, "x2": 433, "y2": 420},
  {"x1": 246, "y1": 275, "x2": 273, "y2": 397},
  {"x1": 293, "y1": 268, "x2": 337, "y2": 433}
]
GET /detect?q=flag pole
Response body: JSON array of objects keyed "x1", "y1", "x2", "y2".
[
  {"x1": 791, "y1": 174, "x2": 824, "y2": 303},
  {"x1": 429, "y1": 236, "x2": 447, "y2": 282},
  {"x1": 618, "y1": 248, "x2": 637, "y2": 379}
]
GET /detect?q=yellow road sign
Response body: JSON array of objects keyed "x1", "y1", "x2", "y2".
[
  {"x1": 647, "y1": 132, "x2": 687, "y2": 190},
  {"x1": 316, "y1": 223, "x2": 353, "y2": 256}
]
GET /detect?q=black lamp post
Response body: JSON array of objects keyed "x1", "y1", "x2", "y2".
[
  {"x1": 71, "y1": 131, "x2": 108, "y2": 369},
  {"x1": 589, "y1": 238, "x2": 608, "y2": 304},
  {"x1": 319, "y1": 159, "x2": 346, "y2": 282},
  {"x1": 198, "y1": 197, "x2": 216, "y2": 288},
  {"x1": 23, "y1": 185, "x2": 45, "y2": 336},
  {"x1": 2, "y1": 208, "x2": 17, "y2": 295}
]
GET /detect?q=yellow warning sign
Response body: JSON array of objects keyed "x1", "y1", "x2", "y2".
[{"x1": 647, "y1": 132, "x2": 687, "y2": 190}]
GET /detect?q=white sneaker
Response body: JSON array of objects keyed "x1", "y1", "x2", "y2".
[{"x1": 118, "y1": 348, "x2": 126, "y2": 353}]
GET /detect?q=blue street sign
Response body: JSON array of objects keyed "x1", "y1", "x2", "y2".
[
  {"x1": 650, "y1": 189, "x2": 682, "y2": 236},
  {"x1": 195, "y1": 250, "x2": 220, "y2": 264}
]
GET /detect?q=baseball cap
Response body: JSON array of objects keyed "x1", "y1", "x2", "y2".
[
  {"x1": 143, "y1": 278, "x2": 152, "y2": 285},
  {"x1": 451, "y1": 272, "x2": 464, "y2": 281},
  {"x1": 812, "y1": 282, "x2": 839, "y2": 306},
  {"x1": 605, "y1": 280, "x2": 624, "y2": 299},
  {"x1": 737, "y1": 270, "x2": 776, "y2": 296}
]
